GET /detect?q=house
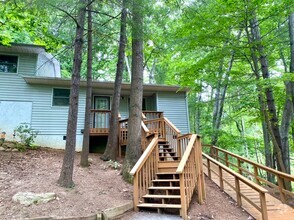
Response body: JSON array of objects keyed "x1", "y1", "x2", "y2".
[{"x1": 0, "y1": 44, "x2": 190, "y2": 151}]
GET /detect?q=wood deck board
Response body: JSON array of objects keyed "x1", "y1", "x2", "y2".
[
  {"x1": 203, "y1": 161, "x2": 294, "y2": 220},
  {"x1": 138, "y1": 203, "x2": 181, "y2": 209}
]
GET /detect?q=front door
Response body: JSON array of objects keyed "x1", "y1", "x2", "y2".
[{"x1": 93, "y1": 96, "x2": 110, "y2": 128}]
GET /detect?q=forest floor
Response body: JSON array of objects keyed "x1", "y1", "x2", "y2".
[{"x1": 0, "y1": 148, "x2": 252, "y2": 220}]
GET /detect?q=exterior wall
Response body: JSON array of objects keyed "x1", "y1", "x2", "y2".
[
  {"x1": 119, "y1": 97, "x2": 129, "y2": 119},
  {"x1": 0, "y1": 51, "x2": 37, "y2": 76},
  {"x1": 0, "y1": 73, "x2": 86, "y2": 150},
  {"x1": 156, "y1": 92, "x2": 190, "y2": 134}
]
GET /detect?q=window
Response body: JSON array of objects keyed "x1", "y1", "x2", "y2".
[
  {"x1": 0, "y1": 55, "x2": 18, "y2": 73},
  {"x1": 52, "y1": 88, "x2": 70, "y2": 106}
]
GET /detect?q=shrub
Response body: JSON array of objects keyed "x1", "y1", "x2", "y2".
[
  {"x1": 106, "y1": 160, "x2": 122, "y2": 170},
  {"x1": 15, "y1": 123, "x2": 38, "y2": 147}
]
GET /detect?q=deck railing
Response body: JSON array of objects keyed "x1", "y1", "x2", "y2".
[
  {"x1": 90, "y1": 110, "x2": 111, "y2": 134},
  {"x1": 141, "y1": 121, "x2": 152, "y2": 151},
  {"x1": 142, "y1": 111, "x2": 164, "y2": 120},
  {"x1": 203, "y1": 145, "x2": 294, "y2": 203},
  {"x1": 118, "y1": 119, "x2": 128, "y2": 156},
  {"x1": 177, "y1": 133, "x2": 192, "y2": 158},
  {"x1": 203, "y1": 153, "x2": 268, "y2": 220},
  {"x1": 144, "y1": 117, "x2": 181, "y2": 157},
  {"x1": 118, "y1": 119, "x2": 152, "y2": 157},
  {"x1": 176, "y1": 134, "x2": 205, "y2": 219},
  {"x1": 130, "y1": 135, "x2": 159, "y2": 210}
]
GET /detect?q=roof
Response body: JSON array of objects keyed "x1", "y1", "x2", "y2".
[
  {"x1": 22, "y1": 76, "x2": 189, "y2": 94},
  {"x1": 0, "y1": 43, "x2": 46, "y2": 54}
]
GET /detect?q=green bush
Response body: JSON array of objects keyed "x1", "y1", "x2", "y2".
[{"x1": 15, "y1": 123, "x2": 38, "y2": 147}]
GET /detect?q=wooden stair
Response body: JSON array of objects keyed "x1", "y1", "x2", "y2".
[
  {"x1": 158, "y1": 140, "x2": 179, "y2": 161},
  {"x1": 138, "y1": 172, "x2": 182, "y2": 214}
]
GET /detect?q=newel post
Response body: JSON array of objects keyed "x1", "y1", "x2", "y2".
[
  {"x1": 179, "y1": 173, "x2": 187, "y2": 219},
  {"x1": 133, "y1": 173, "x2": 139, "y2": 211}
]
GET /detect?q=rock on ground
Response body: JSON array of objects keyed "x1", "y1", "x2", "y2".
[{"x1": 12, "y1": 192, "x2": 56, "y2": 206}]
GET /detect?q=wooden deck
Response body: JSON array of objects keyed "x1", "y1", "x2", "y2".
[{"x1": 202, "y1": 158, "x2": 294, "y2": 220}]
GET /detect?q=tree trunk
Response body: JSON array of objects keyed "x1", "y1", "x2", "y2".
[
  {"x1": 211, "y1": 30, "x2": 241, "y2": 145},
  {"x1": 80, "y1": 0, "x2": 93, "y2": 167},
  {"x1": 58, "y1": 0, "x2": 87, "y2": 188},
  {"x1": 122, "y1": 0, "x2": 144, "y2": 182},
  {"x1": 211, "y1": 51, "x2": 234, "y2": 145},
  {"x1": 101, "y1": 0, "x2": 127, "y2": 161},
  {"x1": 279, "y1": 12, "x2": 294, "y2": 177},
  {"x1": 249, "y1": 16, "x2": 287, "y2": 174},
  {"x1": 245, "y1": 21, "x2": 275, "y2": 182},
  {"x1": 290, "y1": 13, "x2": 294, "y2": 73}
]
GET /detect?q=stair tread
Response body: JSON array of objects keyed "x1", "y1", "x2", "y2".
[
  {"x1": 156, "y1": 172, "x2": 178, "y2": 175},
  {"x1": 152, "y1": 179, "x2": 180, "y2": 182},
  {"x1": 143, "y1": 194, "x2": 181, "y2": 199},
  {"x1": 138, "y1": 203, "x2": 181, "y2": 208},
  {"x1": 149, "y1": 186, "x2": 180, "y2": 190}
]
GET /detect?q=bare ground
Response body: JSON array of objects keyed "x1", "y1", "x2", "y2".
[{"x1": 0, "y1": 148, "x2": 252, "y2": 219}]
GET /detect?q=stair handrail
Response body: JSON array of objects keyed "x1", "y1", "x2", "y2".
[
  {"x1": 144, "y1": 117, "x2": 181, "y2": 158},
  {"x1": 203, "y1": 153, "x2": 268, "y2": 220},
  {"x1": 130, "y1": 135, "x2": 159, "y2": 210},
  {"x1": 163, "y1": 117, "x2": 181, "y2": 134},
  {"x1": 176, "y1": 134, "x2": 197, "y2": 174},
  {"x1": 142, "y1": 111, "x2": 164, "y2": 120},
  {"x1": 176, "y1": 134, "x2": 205, "y2": 219},
  {"x1": 141, "y1": 121, "x2": 152, "y2": 151},
  {"x1": 203, "y1": 144, "x2": 294, "y2": 203}
]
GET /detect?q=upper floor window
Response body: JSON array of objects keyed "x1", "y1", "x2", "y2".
[
  {"x1": 52, "y1": 88, "x2": 70, "y2": 106},
  {"x1": 0, "y1": 55, "x2": 18, "y2": 73}
]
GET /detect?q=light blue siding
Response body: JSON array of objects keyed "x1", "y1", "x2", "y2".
[
  {"x1": 156, "y1": 92, "x2": 189, "y2": 134},
  {"x1": 18, "y1": 54, "x2": 38, "y2": 75},
  {"x1": 0, "y1": 52, "x2": 37, "y2": 76},
  {"x1": 0, "y1": 73, "x2": 86, "y2": 136},
  {"x1": 119, "y1": 98, "x2": 129, "y2": 119}
]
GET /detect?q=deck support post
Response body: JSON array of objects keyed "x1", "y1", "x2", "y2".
[
  {"x1": 133, "y1": 174, "x2": 139, "y2": 211},
  {"x1": 259, "y1": 192, "x2": 268, "y2": 220},
  {"x1": 277, "y1": 175, "x2": 286, "y2": 203},
  {"x1": 235, "y1": 176, "x2": 242, "y2": 206},
  {"x1": 219, "y1": 166, "x2": 224, "y2": 190},
  {"x1": 179, "y1": 173, "x2": 187, "y2": 220}
]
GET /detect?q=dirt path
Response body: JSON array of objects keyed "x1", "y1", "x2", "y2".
[{"x1": 0, "y1": 149, "x2": 252, "y2": 219}]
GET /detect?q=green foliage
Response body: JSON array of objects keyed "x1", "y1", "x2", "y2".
[
  {"x1": 15, "y1": 123, "x2": 38, "y2": 147},
  {"x1": 105, "y1": 160, "x2": 122, "y2": 170}
]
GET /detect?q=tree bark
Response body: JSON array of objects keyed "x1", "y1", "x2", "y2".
[
  {"x1": 122, "y1": 0, "x2": 144, "y2": 182},
  {"x1": 245, "y1": 21, "x2": 275, "y2": 182},
  {"x1": 290, "y1": 13, "x2": 294, "y2": 73},
  {"x1": 80, "y1": 0, "x2": 93, "y2": 167},
  {"x1": 101, "y1": 0, "x2": 128, "y2": 161},
  {"x1": 280, "y1": 12, "x2": 294, "y2": 176},
  {"x1": 211, "y1": 50, "x2": 234, "y2": 145},
  {"x1": 249, "y1": 16, "x2": 287, "y2": 174},
  {"x1": 58, "y1": 0, "x2": 87, "y2": 188}
]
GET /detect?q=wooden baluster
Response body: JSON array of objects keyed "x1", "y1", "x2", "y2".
[
  {"x1": 207, "y1": 158, "x2": 211, "y2": 179},
  {"x1": 254, "y1": 166, "x2": 260, "y2": 185},
  {"x1": 277, "y1": 175, "x2": 286, "y2": 203},
  {"x1": 259, "y1": 192, "x2": 268, "y2": 220},
  {"x1": 219, "y1": 166, "x2": 224, "y2": 190},
  {"x1": 237, "y1": 159, "x2": 242, "y2": 175},
  {"x1": 225, "y1": 153, "x2": 229, "y2": 167},
  {"x1": 235, "y1": 176, "x2": 242, "y2": 206},
  {"x1": 177, "y1": 137, "x2": 181, "y2": 158}
]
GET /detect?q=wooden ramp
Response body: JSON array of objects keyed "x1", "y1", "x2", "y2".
[{"x1": 202, "y1": 157, "x2": 294, "y2": 220}]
